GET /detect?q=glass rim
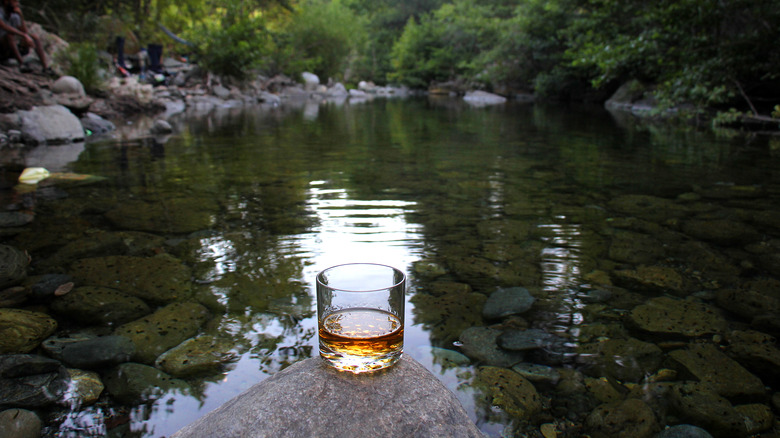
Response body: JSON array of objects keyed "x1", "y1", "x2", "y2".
[{"x1": 316, "y1": 262, "x2": 406, "y2": 292}]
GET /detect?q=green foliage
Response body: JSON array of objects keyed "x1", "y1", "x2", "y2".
[
  {"x1": 59, "y1": 42, "x2": 106, "y2": 95},
  {"x1": 565, "y1": 0, "x2": 780, "y2": 109},
  {"x1": 389, "y1": 0, "x2": 500, "y2": 87},
  {"x1": 186, "y1": 4, "x2": 270, "y2": 80},
  {"x1": 711, "y1": 108, "x2": 746, "y2": 127},
  {"x1": 270, "y1": 0, "x2": 365, "y2": 81}
]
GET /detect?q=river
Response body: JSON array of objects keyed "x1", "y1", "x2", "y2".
[{"x1": 5, "y1": 96, "x2": 779, "y2": 437}]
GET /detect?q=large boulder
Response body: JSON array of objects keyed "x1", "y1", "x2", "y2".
[
  {"x1": 17, "y1": 105, "x2": 84, "y2": 145},
  {"x1": 171, "y1": 356, "x2": 482, "y2": 438}
]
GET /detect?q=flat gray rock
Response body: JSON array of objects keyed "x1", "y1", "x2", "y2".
[{"x1": 172, "y1": 356, "x2": 482, "y2": 438}]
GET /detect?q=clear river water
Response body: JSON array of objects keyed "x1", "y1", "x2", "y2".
[{"x1": 4, "y1": 96, "x2": 780, "y2": 437}]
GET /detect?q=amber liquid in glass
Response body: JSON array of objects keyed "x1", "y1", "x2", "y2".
[{"x1": 319, "y1": 308, "x2": 403, "y2": 372}]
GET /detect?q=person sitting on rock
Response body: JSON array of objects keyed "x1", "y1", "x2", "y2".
[{"x1": 0, "y1": 0, "x2": 50, "y2": 74}]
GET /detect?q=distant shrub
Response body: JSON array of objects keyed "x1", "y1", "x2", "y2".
[{"x1": 59, "y1": 42, "x2": 106, "y2": 95}]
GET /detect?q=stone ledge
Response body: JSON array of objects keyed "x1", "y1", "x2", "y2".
[{"x1": 172, "y1": 356, "x2": 483, "y2": 438}]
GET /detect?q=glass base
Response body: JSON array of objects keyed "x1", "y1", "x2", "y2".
[{"x1": 319, "y1": 349, "x2": 403, "y2": 373}]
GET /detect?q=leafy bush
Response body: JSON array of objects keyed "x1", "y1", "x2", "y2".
[
  {"x1": 187, "y1": 6, "x2": 270, "y2": 80},
  {"x1": 272, "y1": 0, "x2": 365, "y2": 81},
  {"x1": 389, "y1": 0, "x2": 500, "y2": 88},
  {"x1": 59, "y1": 42, "x2": 106, "y2": 95}
]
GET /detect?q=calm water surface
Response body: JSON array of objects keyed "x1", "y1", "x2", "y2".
[{"x1": 10, "y1": 97, "x2": 780, "y2": 437}]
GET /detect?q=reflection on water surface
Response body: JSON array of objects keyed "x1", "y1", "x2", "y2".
[{"x1": 3, "y1": 97, "x2": 780, "y2": 437}]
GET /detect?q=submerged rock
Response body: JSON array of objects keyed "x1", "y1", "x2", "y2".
[
  {"x1": 171, "y1": 356, "x2": 482, "y2": 438},
  {"x1": 60, "y1": 335, "x2": 135, "y2": 369},
  {"x1": 612, "y1": 265, "x2": 688, "y2": 295},
  {"x1": 628, "y1": 297, "x2": 728, "y2": 337},
  {"x1": 0, "y1": 369, "x2": 69, "y2": 408},
  {"x1": 0, "y1": 408, "x2": 42, "y2": 438},
  {"x1": 472, "y1": 366, "x2": 541, "y2": 420},
  {"x1": 0, "y1": 309, "x2": 57, "y2": 354},
  {"x1": 44, "y1": 230, "x2": 166, "y2": 269},
  {"x1": 511, "y1": 362, "x2": 561, "y2": 385},
  {"x1": 0, "y1": 245, "x2": 28, "y2": 289},
  {"x1": 576, "y1": 337, "x2": 663, "y2": 382},
  {"x1": 667, "y1": 343, "x2": 765, "y2": 398},
  {"x1": 69, "y1": 254, "x2": 193, "y2": 303},
  {"x1": 155, "y1": 336, "x2": 236, "y2": 377},
  {"x1": 62, "y1": 369, "x2": 104, "y2": 407},
  {"x1": 735, "y1": 403, "x2": 774, "y2": 435},
  {"x1": 411, "y1": 290, "x2": 486, "y2": 345},
  {"x1": 608, "y1": 230, "x2": 665, "y2": 265},
  {"x1": 0, "y1": 354, "x2": 61, "y2": 378},
  {"x1": 103, "y1": 362, "x2": 190, "y2": 404},
  {"x1": 51, "y1": 286, "x2": 151, "y2": 325},
  {"x1": 585, "y1": 399, "x2": 659, "y2": 438},
  {"x1": 105, "y1": 197, "x2": 218, "y2": 234},
  {"x1": 459, "y1": 326, "x2": 524, "y2": 367},
  {"x1": 680, "y1": 219, "x2": 760, "y2": 246},
  {"x1": 114, "y1": 302, "x2": 210, "y2": 364},
  {"x1": 669, "y1": 382, "x2": 746, "y2": 437},
  {"x1": 608, "y1": 194, "x2": 689, "y2": 223},
  {"x1": 655, "y1": 424, "x2": 713, "y2": 438},
  {"x1": 27, "y1": 273, "x2": 73, "y2": 300},
  {"x1": 499, "y1": 328, "x2": 565, "y2": 351},
  {"x1": 715, "y1": 288, "x2": 780, "y2": 321},
  {"x1": 725, "y1": 330, "x2": 780, "y2": 385},
  {"x1": 482, "y1": 286, "x2": 535, "y2": 320}
]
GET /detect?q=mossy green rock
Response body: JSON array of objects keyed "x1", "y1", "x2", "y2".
[
  {"x1": 473, "y1": 366, "x2": 541, "y2": 419},
  {"x1": 155, "y1": 336, "x2": 236, "y2": 377},
  {"x1": 69, "y1": 255, "x2": 192, "y2": 303},
  {"x1": 105, "y1": 197, "x2": 218, "y2": 234},
  {"x1": 0, "y1": 309, "x2": 57, "y2": 354},
  {"x1": 629, "y1": 296, "x2": 728, "y2": 337},
  {"x1": 114, "y1": 302, "x2": 210, "y2": 364},
  {"x1": 51, "y1": 286, "x2": 151, "y2": 325}
]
